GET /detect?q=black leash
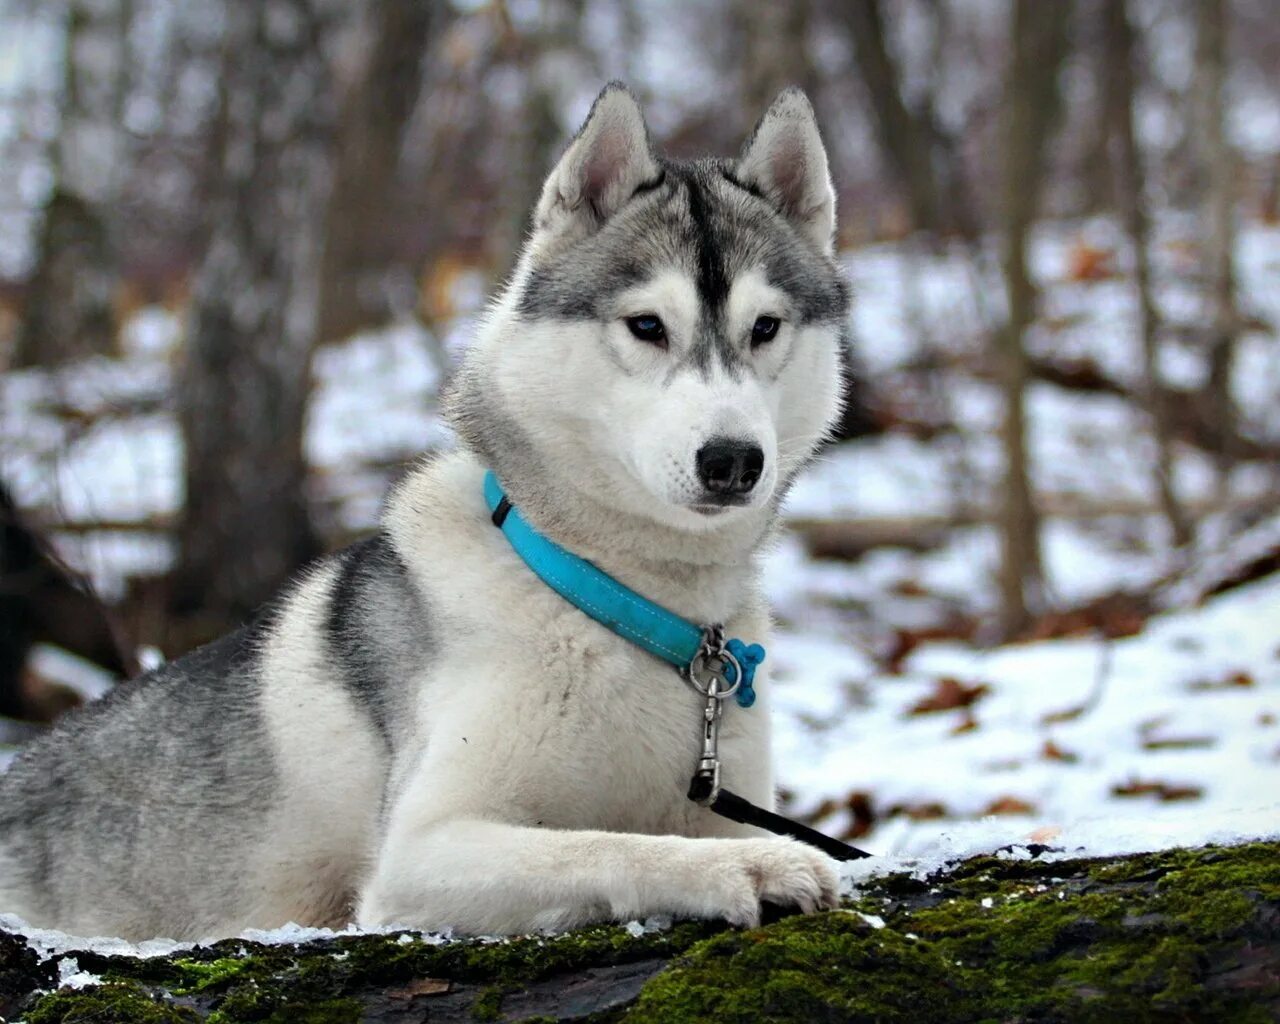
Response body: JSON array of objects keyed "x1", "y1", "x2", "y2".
[
  {"x1": 685, "y1": 660, "x2": 872, "y2": 861},
  {"x1": 710, "y1": 789, "x2": 871, "y2": 862},
  {"x1": 689, "y1": 776, "x2": 871, "y2": 861}
]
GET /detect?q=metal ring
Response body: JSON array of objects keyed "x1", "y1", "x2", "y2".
[{"x1": 687, "y1": 647, "x2": 742, "y2": 699}]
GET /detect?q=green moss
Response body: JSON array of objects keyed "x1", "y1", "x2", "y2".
[
  {"x1": 14, "y1": 843, "x2": 1276, "y2": 1024},
  {"x1": 469, "y1": 984, "x2": 506, "y2": 1020},
  {"x1": 1149, "y1": 844, "x2": 1280, "y2": 939},
  {"x1": 32, "y1": 920, "x2": 719, "y2": 1023},
  {"x1": 623, "y1": 842, "x2": 1280, "y2": 1023},
  {"x1": 24, "y1": 980, "x2": 199, "y2": 1024},
  {"x1": 629, "y1": 913, "x2": 980, "y2": 1023},
  {"x1": 168, "y1": 957, "x2": 251, "y2": 993}
]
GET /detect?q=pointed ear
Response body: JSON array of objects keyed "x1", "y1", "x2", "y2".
[
  {"x1": 738, "y1": 88, "x2": 836, "y2": 255},
  {"x1": 533, "y1": 82, "x2": 660, "y2": 246}
]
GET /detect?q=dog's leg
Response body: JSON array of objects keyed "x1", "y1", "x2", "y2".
[{"x1": 356, "y1": 818, "x2": 839, "y2": 934}]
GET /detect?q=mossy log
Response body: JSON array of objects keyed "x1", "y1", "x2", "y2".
[{"x1": 1, "y1": 841, "x2": 1276, "y2": 1023}]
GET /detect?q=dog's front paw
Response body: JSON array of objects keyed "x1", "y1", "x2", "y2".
[{"x1": 704, "y1": 838, "x2": 840, "y2": 928}]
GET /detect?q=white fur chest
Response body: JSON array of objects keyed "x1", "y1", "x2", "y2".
[{"x1": 383, "y1": 454, "x2": 775, "y2": 839}]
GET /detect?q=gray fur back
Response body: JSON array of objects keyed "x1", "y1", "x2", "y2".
[{"x1": 0, "y1": 623, "x2": 277, "y2": 938}]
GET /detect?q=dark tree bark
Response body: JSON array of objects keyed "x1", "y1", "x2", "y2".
[
  {"x1": 1, "y1": 842, "x2": 1274, "y2": 1022},
  {"x1": 731, "y1": 0, "x2": 819, "y2": 118},
  {"x1": 494, "y1": 0, "x2": 594, "y2": 274},
  {"x1": 833, "y1": 0, "x2": 972, "y2": 239},
  {"x1": 996, "y1": 0, "x2": 1071, "y2": 638},
  {"x1": 0, "y1": 483, "x2": 132, "y2": 722},
  {"x1": 838, "y1": 0, "x2": 943, "y2": 234},
  {"x1": 14, "y1": 0, "x2": 132, "y2": 368},
  {"x1": 315, "y1": 1, "x2": 438, "y2": 346},
  {"x1": 173, "y1": 0, "x2": 339, "y2": 631},
  {"x1": 1196, "y1": 0, "x2": 1241, "y2": 493},
  {"x1": 1106, "y1": 0, "x2": 1191, "y2": 547},
  {"x1": 729, "y1": 0, "x2": 875, "y2": 443},
  {"x1": 1076, "y1": 0, "x2": 1121, "y2": 215}
]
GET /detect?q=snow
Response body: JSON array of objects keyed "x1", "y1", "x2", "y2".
[
  {"x1": 0, "y1": 913, "x2": 451, "y2": 962},
  {"x1": 56, "y1": 957, "x2": 103, "y2": 990},
  {"x1": 0, "y1": 914, "x2": 199, "y2": 961},
  {"x1": 770, "y1": 568, "x2": 1280, "y2": 864}
]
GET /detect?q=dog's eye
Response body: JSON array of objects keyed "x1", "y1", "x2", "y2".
[
  {"x1": 751, "y1": 315, "x2": 780, "y2": 345},
  {"x1": 625, "y1": 315, "x2": 667, "y2": 347}
]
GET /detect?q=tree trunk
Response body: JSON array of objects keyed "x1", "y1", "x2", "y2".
[
  {"x1": 1196, "y1": 0, "x2": 1240, "y2": 495},
  {"x1": 495, "y1": 0, "x2": 593, "y2": 276},
  {"x1": 732, "y1": 0, "x2": 818, "y2": 120},
  {"x1": 836, "y1": 0, "x2": 948, "y2": 236},
  {"x1": 172, "y1": 0, "x2": 338, "y2": 632},
  {"x1": 996, "y1": 0, "x2": 1070, "y2": 638},
  {"x1": 1106, "y1": 0, "x2": 1191, "y2": 548},
  {"x1": 1, "y1": 841, "x2": 1274, "y2": 1022},
  {"x1": 14, "y1": 0, "x2": 131, "y2": 368},
  {"x1": 315, "y1": 1, "x2": 437, "y2": 346},
  {"x1": 728, "y1": 0, "x2": 875, "y2": 443},
  {"x1": 1, "y1": 481, "x2": 133, "y2": 723}
]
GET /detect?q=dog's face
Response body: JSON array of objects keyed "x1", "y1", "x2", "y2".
[{"x1": 455, "y1": 84, "x2": 849, "y2": 533}]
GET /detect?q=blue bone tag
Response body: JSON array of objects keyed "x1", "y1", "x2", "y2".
[{"x1": 722, "y1": 639, "x2": 766, "y2": 708}]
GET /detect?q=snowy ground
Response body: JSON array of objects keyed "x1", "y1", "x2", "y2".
[
  {"x1": 1, "y1": 220, "x2": 1278, "y2": 936},
  {"x1": 768, "y1": 540, "x2": 1280, "y2": 857}
]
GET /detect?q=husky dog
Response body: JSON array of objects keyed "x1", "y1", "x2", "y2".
[{"x1": 0, "y1": 83, "x2": 850, "y2": 941}]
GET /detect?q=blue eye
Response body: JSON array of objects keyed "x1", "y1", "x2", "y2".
[
  {"x1": 625, "y1": 315, "x2": 667, "y2": 346},
  {"x1": 752, "y1": 315, "x2": 780, "y2": 345}
]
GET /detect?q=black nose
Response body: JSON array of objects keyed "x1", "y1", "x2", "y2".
[{"x1": 696, "y1": 439, "x2": 765, "y2": 496}]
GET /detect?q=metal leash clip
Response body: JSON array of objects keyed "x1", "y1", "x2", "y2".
[
  {"x1": 686, "y1": 625, "x2": 738, "y2": 805},
  {"x1": 687, "y1": 678, "x2": 725, "y2": 805}
]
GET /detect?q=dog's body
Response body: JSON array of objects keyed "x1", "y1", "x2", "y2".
[{"x1": 0, "y1": 85, "x2": 851, "y2": 940}]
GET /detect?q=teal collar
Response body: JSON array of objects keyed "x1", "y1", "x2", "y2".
[{"x1": 483, "y1": 471, "x2": 764, "y2": 708}]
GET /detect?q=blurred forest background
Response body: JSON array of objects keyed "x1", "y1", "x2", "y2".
[{"x1": 1, "y1": 0, "x2": 1277, "y2": 847}]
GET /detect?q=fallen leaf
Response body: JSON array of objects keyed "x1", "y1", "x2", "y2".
[
  {"x1": 1112, "y1": 779, "x2": 1163, "y2": 798},
  {"x1": 1189, "y1": 670, "x2": 1255, "y2": 692},
  {"x1": 1157, "y1": 785, "x2": 1204, "y2": 802},
  {"x1": 880, "y1": 621, "x2": 977, "y2": 675},
  {"x1": 983, "y1": 796, "x2": 1037, "y2": 816},
  {"x1": 1065, "y1": 240, "x2": 1118, "y2": 282},
  {"x1": 890, "y1": 578, "x2": 931, "y2": 598},
  {"x1": 1141, "y1": 735, "x2": 1216, "y2": 751},
  {"x1": 1041, "y1": 739, "x2": 1079, "y2": 763},
  {"x1": 1040, "y1": 705, "x2": 1085, "y2": 726},
  {"x1": 809, "y1": 790, "x2": 877, "y2": 841},
  {"x1": 886, "y1": 801, "x2": 949, "y2": 821},
  {"x1": 1028, "y1": 825, "x2": 1062, "y2": 843},
  {"x1": 1137, "y1": 714, "x2": 1172, "y2": 736},
  {"x1": 1138, "y1": 716, "x2": 1216, "y2": 751},
  {"x1": 908, "y1": 677, "x2": 990, "y2": 715},
  {"x1": 882, "y1": 630, "x2": 921, "y2": 676},
  {"x1": 1111, "y1": 778, "x2": 1204, "y2": 802},
  {"x1": 842, "y1": 791, "x2": 876, "y2": 840}
]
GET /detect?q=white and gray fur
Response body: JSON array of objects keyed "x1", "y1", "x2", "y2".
[{"x1": 0, "y1": 83, "x2": 852, "y2": 941}]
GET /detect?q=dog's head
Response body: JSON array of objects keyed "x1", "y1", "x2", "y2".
[{"x1": 451, "y1": 83, "x2": 849, "y2": 540}]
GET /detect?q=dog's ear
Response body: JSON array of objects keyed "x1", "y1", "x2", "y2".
[
  {"x1": 737, "y1": 88, "x2": 836, "y2": 255},
  {"x1": 533, "y1": 82, "x2": 659, "y2": 247}
]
